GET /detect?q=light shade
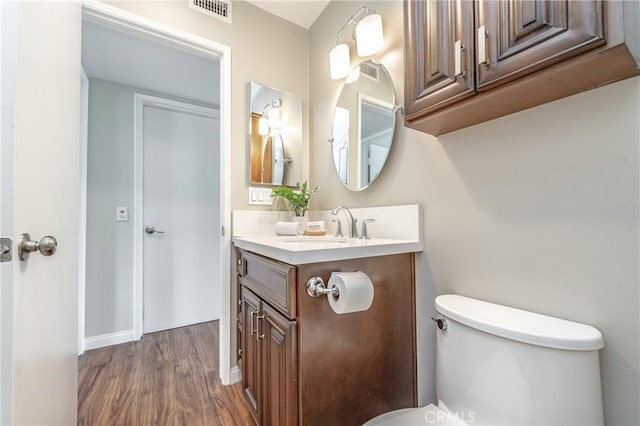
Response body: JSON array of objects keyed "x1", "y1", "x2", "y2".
[
  {"x1": 258, "y1": 117, "x2": 269, "y2": 136},
  {"x1": 267, "y1": 107, "x2": 281, "y2": 128},
  {"x1": 356, "y1": 13, "x2": 384, "y2": 57},
  {"x1": 329, "y1": 43, "x2": 351, "y2": 80}
]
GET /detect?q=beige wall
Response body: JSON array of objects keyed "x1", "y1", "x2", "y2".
[
  {"x1": 100, "y1": 1, "x2": 639, "y2": 424},
  {"x1": 107, "y1": 0, "x2": 309, "y2": 210},
  {"x1": 310, "y1": 2, "x2": 639, "y2": 425}
]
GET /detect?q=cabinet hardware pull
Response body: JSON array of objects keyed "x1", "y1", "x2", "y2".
[
  {"x1": 250, "y1": 311, "x2": 256, "y2": 335},
  {"x1": 256, "y1": 314, "x2": 265, "y2": 341},
  {"x1": 477, "y1": 26, "x2": 488, "y2": 65},
  {"x1": 454, "y1": 40, "x2": 464, "y2": 76}
]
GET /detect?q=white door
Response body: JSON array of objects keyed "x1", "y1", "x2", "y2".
[
  {"x1": 2, "y1": 2, "x2": 81, "y2": 425},
  {"x1": 142, "y1": 101, "x2": 220, "y2": 334}
]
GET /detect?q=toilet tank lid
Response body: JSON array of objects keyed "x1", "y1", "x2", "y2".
[{"x1": 435, "y1": 295, "x2": 604, "y2": 351}]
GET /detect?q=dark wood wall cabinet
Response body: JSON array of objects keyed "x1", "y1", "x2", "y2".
[
  {"x1": 235, "y1": 249, "x2": 417, "y2": 426},
  {"x1": 404, "y1": 0, "x2": 640, "y2": 136}
]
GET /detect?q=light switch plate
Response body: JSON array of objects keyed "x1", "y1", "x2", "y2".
[
  {"x1": 116, "y1": 206, "x2": 129, "y2": 222},
  {"x1": 248, "y1": 187, "x2": 273, "y2": 206}
]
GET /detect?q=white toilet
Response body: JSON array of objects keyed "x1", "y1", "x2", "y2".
[{"x1": 365, "y1": 294, "x2": 605, "y2": 425}]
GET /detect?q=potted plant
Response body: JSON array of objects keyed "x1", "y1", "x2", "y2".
[{"x1": 271, "y1": 181, "x2": 319, "y2": 218}]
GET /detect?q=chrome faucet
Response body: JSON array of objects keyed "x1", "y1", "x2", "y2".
[{"x1": 331, "y1": 206, "x2": 358, "y2": 238}]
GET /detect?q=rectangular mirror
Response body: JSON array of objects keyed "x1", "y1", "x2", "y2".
[{"x1": 248, "y1": 82, "x2": 302, "y2": 186}]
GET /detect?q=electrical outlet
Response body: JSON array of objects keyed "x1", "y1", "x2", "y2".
[{"x1": 116, "y1": 206, "x2": 129, "y2": 222}]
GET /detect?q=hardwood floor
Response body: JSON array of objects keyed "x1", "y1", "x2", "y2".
[{"x1": 78, "y1": 321, "x2": 253, "y2": 425}]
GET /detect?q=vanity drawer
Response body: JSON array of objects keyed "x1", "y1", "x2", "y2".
[{"x1": 239, "y1": 250, "x2": 296, "y2": 319}]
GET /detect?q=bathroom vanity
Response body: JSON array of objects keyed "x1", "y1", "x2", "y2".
[{"x1": 234, "y1": 235, "x2": 422, "y2": 426}]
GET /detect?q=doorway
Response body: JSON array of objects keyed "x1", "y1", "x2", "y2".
[
  {"x1": 136, "y1": 95, "x2": 220, "y2": 334},
  {"x1": 80, "y1": 2, "x2": 234, "y2": 384}
]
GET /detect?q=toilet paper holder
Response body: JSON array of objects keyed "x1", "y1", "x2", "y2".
[{"x1": 306, "y1": 276, "x2": 340, "y2": 298}]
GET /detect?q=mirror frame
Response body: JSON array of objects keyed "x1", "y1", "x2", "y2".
[{"x1": 330, "y1": 60, "x2": 398, "y2": 192}]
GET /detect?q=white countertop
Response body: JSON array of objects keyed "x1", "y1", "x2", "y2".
[{"x1": 233, "y1": 235, "x2": 424, "y2": 265}]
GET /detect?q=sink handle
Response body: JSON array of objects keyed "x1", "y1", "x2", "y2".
[
  {"x1": 360, "y1": 219, "x2": 375, "y2": 240},
  {"x1": 332, "y1": 219, "x2": 343, "y2": 237}
]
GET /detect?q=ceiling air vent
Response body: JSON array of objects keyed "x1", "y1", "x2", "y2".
[
  {"x1": 189, "y1": 0, "x2": 232, "y2": 24},
  {"x1": 360, "y1": 62, "x2": 380, "y2": 82}
]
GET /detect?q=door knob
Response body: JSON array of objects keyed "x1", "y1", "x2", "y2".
[
  {"x1": 145, "y1": 226, "x2": 164, "y2": 235},
  {"x1": 18, "y1": 233, "x2": 57, "y2": 261}
]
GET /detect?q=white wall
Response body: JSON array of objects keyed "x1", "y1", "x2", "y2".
[
  {"x1": 106, "y1": 0, "x2": 310, "y2": 209},
  {"x1": 82, "y1": 20, "x2": 220, "y2": 106},
  {"x1": 310, "y1": 2, "x2": 639, "y2": 425},
  {"x1": 85, "y1": 78, "x2": 217, "y2": 338},
  {"x1": 104, "y1": 0, "x2": 310, "y2": 367}
]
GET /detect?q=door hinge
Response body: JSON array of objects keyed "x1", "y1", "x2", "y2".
[
  {"x1": 0, "y1": 237, "x2": 13, "y2": 262},
  {"x1": 221, "y1": 226, "x2": 226, "y2": 236}
]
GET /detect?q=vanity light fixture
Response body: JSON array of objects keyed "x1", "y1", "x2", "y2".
[
  {"x1": 258, "y1": 117, "x2": 269, "y2": 136},
  {"x1": 258, "y1": 98, "x2": 281, "y2": 136},
  {"x1": 329, "y1": 6, "x2": 384, "y2": 80}
]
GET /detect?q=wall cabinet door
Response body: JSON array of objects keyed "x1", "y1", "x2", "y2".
[
  {"x1": 260, "y1": 303, "x2": 298, "y2": 426},
  {"x1": 476, "y1": 0, "x2": 605, "y2": 90},
  {"x1": 242, "y1": 288, "x2": 261, "y2": 423},
  {"x1": 404, "y1": 0, "x2": 475, "y2": 117}
]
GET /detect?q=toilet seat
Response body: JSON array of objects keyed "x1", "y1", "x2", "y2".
[{"x1": 363, "y1": 403, "x2": 467, "y2": 426}]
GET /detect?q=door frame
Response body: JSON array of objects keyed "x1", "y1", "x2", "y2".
[
  {"x1": 80, "y1": 1, "x2": 235, "y2": 384},
  {"x1": 133, "y1": 94, "x2": 220, "y2": 338},
  {"x1": 0, "y1": 0, "x2": 16, "y2": 422},
  {"x1": 78, "y1": 67, "x2": 88, "y2": 356}
]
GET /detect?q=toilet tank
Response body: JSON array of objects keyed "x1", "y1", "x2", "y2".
[{"x1": 435, "y1": 295, "x2": 604, "y2": 426}]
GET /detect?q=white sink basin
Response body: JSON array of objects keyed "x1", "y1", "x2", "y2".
[
  {"x1": 233, "y1": 234, "x2": 423, "y2": 264},
  {"x1": 279, "y1": 236, "x2": 348, "y2": 243}
]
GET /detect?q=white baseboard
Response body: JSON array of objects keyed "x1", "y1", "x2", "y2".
[
  {"x1": 84, "y1": 329, "x2": 135, "y2": 351},
  {"x1": 229, "y1": 366, "x2": 242, "y2": 384}
]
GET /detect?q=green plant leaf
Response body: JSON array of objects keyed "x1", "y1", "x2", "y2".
[{"x1": 270, "y1": 180, "x2": 319, "y2": 217}]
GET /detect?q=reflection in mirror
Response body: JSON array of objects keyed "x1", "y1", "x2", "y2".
[
  {"x1": 248, "y1": 82, "x2": 302, "y2": 186},
  {"x1": 331, "y1": 60, "x2": 397, "y2": 191}
]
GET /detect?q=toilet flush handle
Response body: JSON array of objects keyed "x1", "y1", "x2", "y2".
[{"x1": 431, "y1": 316, "x2": 448, "y2": 331}]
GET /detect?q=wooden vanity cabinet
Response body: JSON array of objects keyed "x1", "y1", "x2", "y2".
[
  {"x1": 404, "y1": 0, "x2": 476, "y2": 117},
  {"x1": 260, "y1": 302, "x2": 298, "y2": 426},
  {"x1": 237, "y1": 249, "x2": 417, "y2": 426},
  {"x1": 475, "y1": 0, "x2": 605, "y2": 91},
  {"x1": 241, "y1": 288, "x2": 261, "y2": 420},
  {"x1": 239, "y1": 251, "x2": 298, "y2": 426},
  {"x1": 404, "y1": 0, "x2": 640, "y2": 135},
  {"x1": 241, "y1": 286, "x2": 298, "y2": 426}
]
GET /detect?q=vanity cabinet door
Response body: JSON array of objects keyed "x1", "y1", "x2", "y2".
[
  {"x1": 404, "y1": 0, "x2": 475, "y2": 117},
  {"x1": 260, "y1": 303, "x2": 298, "y2": 426},
  {"x1": 476, "y1": 0, "x2": 605, "y2": 91},
  {"x1": 241, "y1": 287, "x2": 261, "y2": 424}
]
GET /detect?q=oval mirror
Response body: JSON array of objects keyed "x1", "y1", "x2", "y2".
[{"x1": 330, "y1": 60, "x2": 397, "y2": 191}]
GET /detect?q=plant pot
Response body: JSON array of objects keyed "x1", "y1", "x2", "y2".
[{"x1": 290, "y1": 215, "x2": 308, "y2": 233}]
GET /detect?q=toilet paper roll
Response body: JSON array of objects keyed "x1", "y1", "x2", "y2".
[
  {"x1": 275, "y1": 221, "x2": 304, "y2": 236},
  {"x1": 327, "y1": 271, "x2": 374, "y2": 314}
]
